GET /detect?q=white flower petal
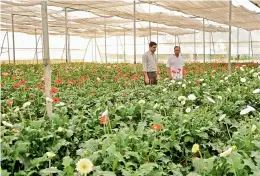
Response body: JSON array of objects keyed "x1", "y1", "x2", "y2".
[
  {"x1": 207, "y1": 97, "x2": 216, "y2": 104},
  {"x1": 240, "y1": 105, "x2": 255, "y2": 115},
  {"x1": 219, "y1": 147, "x2": 233, "y2": 157},
  {"x1": 188, "y1": 94, "x2": 196, "y2": 101},
  {"x1": 253, "y1": 89, "x2": 260, "y2": 94},
  {"x1": 2, "y1": 121, "x2": 13, "y2": 127}
]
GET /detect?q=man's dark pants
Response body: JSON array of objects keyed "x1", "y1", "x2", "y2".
[{"x1": 145, "y1": 72, "x2": 157, "y2": 85}]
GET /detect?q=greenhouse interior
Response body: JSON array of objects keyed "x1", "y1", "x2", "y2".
[{"x1": 1, "y1": 0, "x2": 260, "y2": 175}]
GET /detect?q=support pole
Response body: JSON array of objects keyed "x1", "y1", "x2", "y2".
[
  {"x1": 194, "y1": 29, "x2": 196, "y2": 61},
  {"x1": 116, "y1": 36, "x2": 119, "y2": 63},
  {"x1": 124, "y1": 29, "x2": 126, "y2": 62},
  {"x1": 157, "y1": 23, "x2": 159, "y2": 60},
  {"x1": 209, "y1": 32, "x2": 211, "y2": 62},
  {"x1": 212, "y1": 32, "x2": 215, "y2": 60},
  {"x1": 11, "y1": 14, "x2": 15, "y2": 64},
  {"x1": 95, "y1": 34, "x2": 97, "y2": 62},
  {"x1": 175, "y1": 35, "x2": 176, "y2": 46},
  {"x1": 134, "y1": 0, "x2": 136, "y2": 64},
  {"x1": 248, "y1": 31, "x2": 251, "y2": 59},
  {"x1": 7, "y1": 31, "x2": 10, "y2": 63},
  {"x1": 149, "y1": 0, "x2": 151, "y2": 42},
  {"x1": 177, "y1": 35, "x2": 180, "y2": 46},
  {"x1": 228, "y1": 0, "x2": 232, "y2": 74},
  {"x1": 250, "y1": 31, "x2": 253, "y2": 60},
  {"x1": 92, "y1": 38, "x2": 94, "y2": 62},
  {"x1": 69, "y1": 34, "x2": 71, "y2": 62},
  {"x1": 65, "y1": 7, "x2": 68, "y2": 67},
  {"x1": 35, "y1": 29, "x2": 38, "y2": 64},
  {"x1": 104, "y1": 24, "x2": 107, "y2": 63},
  {"x1": 61, "y1": 42, "x2": 66, "y2": 60},
  {"x1": 82, "y1": 39, "x2": 91, "y2": 62},
  {"x1": 41, "y1": 0, "x2": 52, "y2": 117},
  {"x1": 237, "y1": 27, "x2": 239, "y2": 61},
  {"x1": 0, "y1": 32, "x2": 7, "y2": 56},
  {"x1": 96, "y1": 41, "x2": 103, "y2": 63},
  {"x1": 203, "y1": 18, "x2": 205, "y2": 63}
]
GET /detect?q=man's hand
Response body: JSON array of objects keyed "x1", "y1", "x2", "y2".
[{"x1": 145, "y1": 77, "x2": 150, "y2": 84}]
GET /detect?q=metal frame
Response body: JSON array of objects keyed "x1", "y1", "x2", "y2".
[
  {"x1": 41, "y1": 1, "x2": 52, "y2": 117},
  {"x1": 82, "y1": 39, "x2": 92, "y2": 62},
  {"x1": 228, "y1": 0, "x2": 232, "y2": 74},
  {"x1": 65, "y1": 7, "x2": 68, "y2": 67},
  {"x1": 237, "y1": 27, "x2": 239, "y2": 60},
  {"x1": 134, "y1": 0, "x2": 136, "y2": 64},
  {"x1": 11, "y1": 14, "x2": 15, "y2": 64},
  {"x1": 203, "y1": 18, "x2": 205, "y2": 63},
  {"x1": 104, "y1": 24, "x2": 107, "y2": 63}
]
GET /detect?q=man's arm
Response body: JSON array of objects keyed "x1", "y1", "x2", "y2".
[
  {"x1": 142, "y1": 54, "x2": 149, "y2": 83},
  {"x1": 166, "y1": 57, "x2": 173, "y2": 80}
]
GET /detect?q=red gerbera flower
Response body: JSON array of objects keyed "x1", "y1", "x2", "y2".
[
  {"x1": 152, "y1": 124, "x2": 163, "y2": 131},
  {"x1": 196, "y1": 81, "x2": 200, "y2": 85},
  {"x1": 90, "y1": 93, "x2": 95, "y2": 97},
  {"x1": 7, "y1": 99, "x2": 13, "y2": 105},
  {"x1": 18, "y1": 80, "x2": 26, "y2": 85},
  {"x1": 172, "y1": 70, "x2": 177, "y2": 74},
  {"x1": 13, "y1": 84, "x2": 20, "y2": 89},
  {"x1": 66, "y1": 67, "x2": 70, "y2": 71},
  {"x1": 51, "y1": 87, "x2": 59, "y2": 94},
  {"x1": 55, "y1": 79, "x2": 63, "y2": 85},
  {"x1": 53, "y1": 97, "x2": 60, "y2": 103},
  {"x1": 125, "y1": 83, "x2": 129, "y2": 87},
  {"x1": 100, "y1": 115, "x2": 109, "y2": 125}
]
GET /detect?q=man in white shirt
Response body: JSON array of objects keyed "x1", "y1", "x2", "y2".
[
  {"x1": 142, "y1": 42, "x2": 158, "y2": 85},
  {"x1": 166, "y1": 46, "x2": 184, "y2": 80}
]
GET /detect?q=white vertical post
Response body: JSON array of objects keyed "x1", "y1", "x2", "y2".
[
  {"x1": 175, "y1": 35, "x2": 176, "y2": 46},
  {"x1": 41, "y1": 0, "x2": 52, "y2": 117},
  {"x1": 92, "y1": 38, "x2": 94, "y2": 62},
  {"x1": 35, "y1": 29, "x2": 38, "y2": 64},
  {"x1": 237, "y1": 27, "x2": 239, "y2": 60},
  {"x1": 157, "y1": 23, "x2": 158, "y2": 60},
  {"x1": 134, "y1": 0, "x2": 136, "y2": 64},
  {"x1": 228, "y1": 0, "x2": 232, "y2": 74},
  {"x1": 116, "y1": 36, "x2": 118, "y2": 63},
  {"x1": 203, "y1": 18, "x2": 205, "y2": 63},
  {"x1": 65, "y1": 7, "x2": 68, "y2": 67},
  {"x1": 250, "y1": 31, "x2": 253, "y2": 60},
  {"x1": 68, "y1": 34, "x2": 71, "y2": 62},
  {"x1": 7, "y1": 31, "x2": 10, "y2": 63},
  {"x1": 104, "y1": 24, "x2": 107, "y2": 63},
  {"x1": 194, "y1": 29, "x2": 196, "y2": 61},
  {"x1": 124, "y1": 29, "x2": 126, "y2": 62},
  {"x1": 248, "y1": 31, "x2": 251, "y2": 59},
  {"x1": 209, "y1": 32, "x2": 211, "y2": 62},
  {"x1": 0, "y1": 32, "x2": 7, "y2": 56},
  {"x1": 95, "y1": 34, "x2": 97, "y2": 62},
  {"x1": 149, "y1": 0, "x2": 151, "y2": 42},
  {"x1": 82, "y1": 39, "x2": 91, "y2": 62},
  {"x1": 11, "y1": 14, "x2": 15, "y2": 64}
]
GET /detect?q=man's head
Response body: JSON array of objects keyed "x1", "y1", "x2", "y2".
[
  {"x1": 174, "y1": 46, "x2": 181, "y2": 56},
  {"x1": 149, "y1": 42, "x2": 157, "y2": 53}
]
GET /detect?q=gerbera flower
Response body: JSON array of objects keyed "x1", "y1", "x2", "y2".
[{"x1": 76, "y1": 158, "x2": 93, "y2": 175}]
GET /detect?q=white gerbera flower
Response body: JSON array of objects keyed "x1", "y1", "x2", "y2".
[
  {"x1": 181, "y1": 101, "x2": 186, "y2": 105},
  {"x1": 207, "y1": 97, "x2": 216, "y2": 104},
  {"x1": 219, "y1": 80, "x2": 224, "y2": 83},
  {"x1": 2, "y1": 121, "x2": 13, "y2": 127},
  {"x1": 138, "y1": 100, "x2": 145, "y2": 105},
  {"x1": 224, "y1": 76, "x2": 229, "y2": 80},
  {"x1": 188, "y1": 94, "x2": 196, "y2": 101},
  {"x1": 182, "y1": 84, "x2": 186, "y2": 88},
  {"x1": 170, "y1": 80, "x2": 175, "y2": 84},
  {"x1": 163, "y1": 88, "x2": 167, "y2": 92},
  {"x1": 202, "y1": 83, "x2": 206, "y2": 87},
  {"x1": 96, "y1": 77, "x2": 101, "y2": 81},
  {"x1": 178, "y1": 96, "x2": 187, "y2": 102},
  {"x1": 185, "y1": 108, "x2": 191, "y2": 113},
  {"x1": 219, "y1": 148, "x2": 233, "y2": 157},
  {"x1": 22, "y1": 102, "x2": 31, "y2": 108},
  {"x1": 178, "y1": 82, "x2": 182, "y2": 85},
  {"x1": 240, "y1": 67, "x2": 245, "y2": 71},
  {"x1": 240, "y1": 77, "x2": 246, "y2": 83},
  {"x1": 200, "y1": 79, "x2": 204, "y2": 82},
  {"x1": 240, "y1": 105, "x2": 255, "y2": 115},
  {"x1": 76, "y1": 158, "x2": 94, "y2": 174},
  {"x1": 253, "y1": 89, "x2": 260, "y2": 94},
  {"x1": 46, "y1": 97, "x2": 53, "y2": 103},
  {"x1": 46, "y1": 152, "x2": 56, "y2": 159}
]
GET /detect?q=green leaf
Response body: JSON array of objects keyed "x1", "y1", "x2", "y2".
[
  {"x1": 62, "y1": 156, "x2": 73, "y2": 167},
  {"x1": 0, "y1": 169, "x2": 10, "y2": 176},
  {"x1": 192, "y1": 158, "x2": 204, "y2": 173},
  {"x1": 39, "y1": 167, "x2": 63, "y2": 176},
  {"x1": 66, "y1": 130, "x2": 74, "y2": 138},
  {"x1": 137, "y1": 163, "x2": 158, "y2": 175},
  {"x1": 184, "y1": 136, "x2": 194, "y2": 143},
  {"x1": 243, "y1": 158, "x2": 258, "y2": 171}
]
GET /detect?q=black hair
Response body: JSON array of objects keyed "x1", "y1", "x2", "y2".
[
  {"x1": 174, "y1": 46, "x2": 180, "y2": 50},
  {"x1": 149, "y1": 41, "x2": 157, "y2": 47}
]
